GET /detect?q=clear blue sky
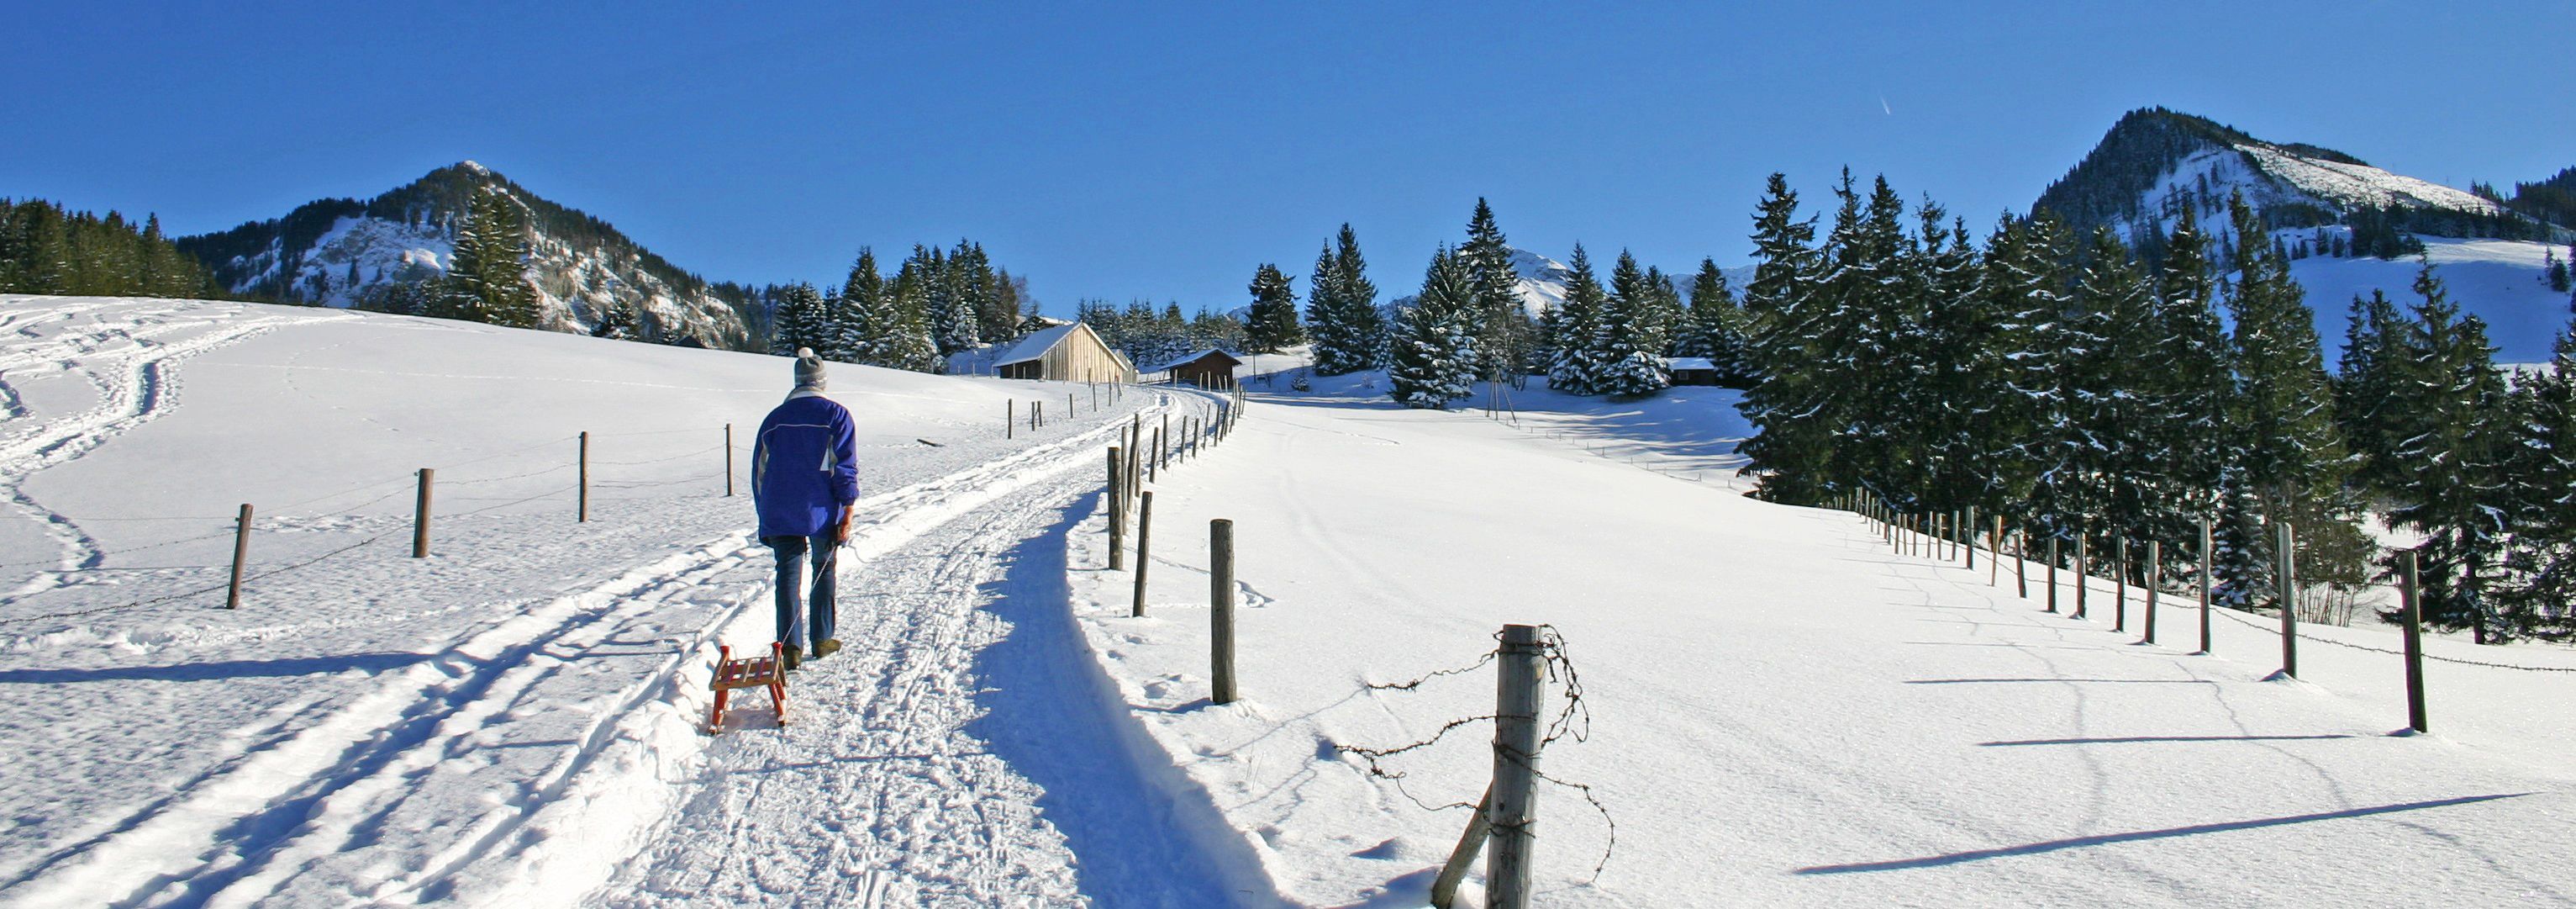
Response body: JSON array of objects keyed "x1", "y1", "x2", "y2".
[{"x1": 8, "y1": 2, "x2": 2569, "y2": 316}]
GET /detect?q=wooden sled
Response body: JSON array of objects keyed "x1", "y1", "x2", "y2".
[{"x1": 707, "y1": 642, "x2": 787, "y2": 734}]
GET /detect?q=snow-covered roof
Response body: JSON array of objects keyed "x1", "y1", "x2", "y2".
[
  {"x1": 992, "y1": 324, "x2": 1084, "y2": 367},
  {"x1": 1145, "y1": 349, "x2": 1241, "y2": 373},
  {"x1": 1667, "y1": 357, "x2": 1715, "y2": 371}
]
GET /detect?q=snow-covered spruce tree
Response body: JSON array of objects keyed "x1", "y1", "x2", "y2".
[
  {"x1": 771, "y1": 283, "x2": 831, "y2": 356},
  {"x1": 2072, "y1": 227, "x2": 2166, "y2": 569},
  {"x1": 589, "y1": 298, "x2": 640, "y2": 341},
  {"x1": 1680, "y1": 259, "x2": 1754, "y2": 385},
  {"x1": 2334, "y1": 287, "x2": 2410, "y2": 497},
  {"x1": 1914, "y1": 204, "x2": 2017, "y2": 516},
  {"x1": 885, "y1": 255, "x2": 944, "y2": 372},
  {"x1": 2501, "y1": 325, "x2": 2576, "y2": 638},
  {"x1": 440, "y1": 186, "x2": 540, "y2": 328},
  {"x1": 1733, "y1": 173, "x2": 1828, "y2": 503},
  {"x1": 1387, "y1": 246, "x2": 1477, "y2": 409},
  {"x1": 1810, "y1": 173, "x2": 1915, "y2": 503},
  {"x1": 1546, "y1": 245, "x2": 1608, "y2": 395},
  {"x1": 1594, "y1": 250, "x2": 1670, "y2": 398},
  {"x1": 1989, "y1": 213, "x2": 2083, "y2": 541},
  {"x1": 2216, "y1": 191, "x2": 2351, "y2": 610},
  {"x1": 1304, "y1": 225, "x2": 1384, "y2": 375},
  {"x1": 2383, "y1": 262, "x2": 2513, "y2": 640},
  {"x1": 2143, "y1": 205, "x2": 2236, "y2": 561},
  {"x1": 1461, "y1": 198, "x2": 1529, "y2": 385},
  {"x1": 1243, "y1": 262, "x2": 1302, "y2": 352}
]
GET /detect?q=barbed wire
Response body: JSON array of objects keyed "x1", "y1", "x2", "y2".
[
  {"x1": 1334, "y1": 625, "x2": 1617, "y2": 884},
  {"x1": 2205, "y1": 604, "x2": 2576, "y2": 673}
]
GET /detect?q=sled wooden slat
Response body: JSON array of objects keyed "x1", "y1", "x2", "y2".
[{"x1": 708, "y1": 642, "x2": 788, "y2": 733}]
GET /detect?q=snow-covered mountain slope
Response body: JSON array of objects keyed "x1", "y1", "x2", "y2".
[
  {"x1": 2034, "y1": 108, "x2": 2536, "y2": 246},
  {"x1": 2295, "y1": 235, "x2": 2573, "y2": 362},
  {"x1": 175, "y1": 162, "x2": 756, "y2": 349}
]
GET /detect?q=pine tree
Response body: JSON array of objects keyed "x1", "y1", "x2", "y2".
[
  {"x1": 1243, "y1": 262, "x2": 1302, "y2": 352},
  {"x1": 1305, "y1": 225, "x2": 1384, "y2": 375},
  {"x1": 1679, "y1": 259, "x2": 1754, "y2": 384},
  {"x1": 2217, "y1": 191, "x2": 2350, "y2": 610},
  {"x1": 1461, "y1": 199, "x2": 1530, "y2": 385},
  {"x1": 1546, "y1": 246, "x2": 1608, "y2": 395},
  {"x1": 1735, "y1": 173, "x2": 1829, "y2": 503},
  {"x1": 591, "y1": 299, "x2": 640, "y2": 340},
  {"x1": 1388, "y1": 246, "x2": 1477, "y2": 409},
  {"x1": 2335, "y1": 288, "x2": 2408, "y2": 494},
  {"x1": 2501, "y1": 325, "x2": 2576, "y2": 638},
  {"x1": 439, "y1": 187, "x2": 539, "y2": 327},
  {"x1": 2384, "y1": 262, "x2": 2513, "y2": 640},
  {"x1": 1594, "y1": 250, "x2": 1670, "y2": 397},
  {"x1": 2144, "y1": 205, "x2": 2236, "y2": 552},
  {"x1": 772, "y1": 283, "x2": 830, "y2": 356}
]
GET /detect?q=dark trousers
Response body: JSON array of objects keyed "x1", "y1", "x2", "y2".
[{"x1": 765, "y1": 533, "x2": 837, "y2": 650}]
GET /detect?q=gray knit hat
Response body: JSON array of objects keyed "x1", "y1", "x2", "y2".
[{"x1": 793, "y1": 347, "x2": 826, "y2": 390}]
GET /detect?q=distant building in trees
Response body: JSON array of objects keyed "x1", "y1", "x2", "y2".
[
  {"x1": 991, "y1": 321, "x2": 1135, "y2": 382},
  {"x1": 1150, "y1": 349, "x2": 1243, "y2": 388}
]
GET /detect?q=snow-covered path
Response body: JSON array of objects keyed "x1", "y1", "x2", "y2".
[{"x1": 594, "y1": 471, "x2": 1270, "y2": 907}]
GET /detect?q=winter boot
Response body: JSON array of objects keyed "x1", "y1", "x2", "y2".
[
  {"x1": 815, "y1": 638, "x2": 842, "y2": 659},
  {"x1": 783, "y1": 644, "x2": 803, "y2": 671}
]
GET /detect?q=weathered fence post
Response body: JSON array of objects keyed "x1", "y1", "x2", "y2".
[
  {"x1": 2114, "y1": 538, "x2": 2130, "y2": 632},
  {"x1": 1488, "y1": 623, "x2": 1545, "y2": 909},
  {"x1": 1131, "y1": 491, "x2": 1154, "y2": 617},
  {"x1": 2142, "y1": 541, "x2": 2162, "y2": 644},
  {"x1": 1965, "y1": 506, "x2": 1978, "y2": 570},
  {"x1": 413, "y1": 468, "x2": 433, "y2": 558},
  {"x1": 1162, "y1": 413, "x2": 1171, "y2": 470},
  {"x1": 2400, "y1": 551, "x2": 2428, "y2": 733},
  {"x1": 225, "y1": 504, "x2": 253, "y2": 608},
  {"x1": 1008, "y1": 400, "x2": 1014, "y2": 440},
  {"x1": 1108, "y1": 447, "x2": 1126, "y2": 570},
  {"x1": 2073, "y1": 535, "x2": 2089, "y2": 620},
  {"x1": 1210, "y1": 519, "x2": 1238, "y2": 706},
  {"x1": 1430, "y1": 786, "x2": 1493, "y2": 909},
  {"x1": 2014, "y1": 529, "x2": 2027, "y2": 598},
  {"x1": 2046, "y1": 537, "x2": 2060, "y2": 613},
  {"x1": 1149, "y1": 428, "x2": 1162, "y2": 484},
  {"x1": 578, "y1": 431, "x2": 590, "y2": 522},
  {"x1": 2277, "y1": 521, "x2": 2298, "y2": 678},
  {"x1": 724, "y1": 424, "x2": 735, "y2": 497},
  {"x1": 2199, "y1": 517, "x2": 2215, "y2": 654}
]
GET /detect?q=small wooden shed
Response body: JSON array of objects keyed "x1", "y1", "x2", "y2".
[
  {"x1": 1152, "y1": 350, "x2": 1243, "y2": 388},
  {"x1": 993, "y1": 322, "x2": 1136, "y2": 383},
  {"x1": 1667, "y1": 357, "x2": 1719, "y2": 387}
]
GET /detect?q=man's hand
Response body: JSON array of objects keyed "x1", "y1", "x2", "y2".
[{"x1": 835, "y1": 506, "x2": 855, "y2": 545}]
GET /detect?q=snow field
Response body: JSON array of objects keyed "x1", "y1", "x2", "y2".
[
  {"x1": 0, "y1": 296, "x2": 1186, "y2": 906},
  {"x1": 1063, "y1": 382, "x2": 2576, "y2": 907}
]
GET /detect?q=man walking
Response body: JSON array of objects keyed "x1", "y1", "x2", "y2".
[{"x1": 753, "y1": 347, "x2": 857, "y2": 669}]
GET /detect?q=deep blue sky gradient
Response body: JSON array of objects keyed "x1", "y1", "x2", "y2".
[{"x1": 8, "y1": 2, "x2": 2569, "y2": 315}]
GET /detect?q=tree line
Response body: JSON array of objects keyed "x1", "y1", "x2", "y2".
[
  {"x1": 0, "y1": 198, "x2": 219, "y2": 299},
  {"x1": 1731, "y1": 168, "x2": 2576, "y2": 642},
  {"x1": 768, "y1": 240, "x2": 1030, "y2": 373}
]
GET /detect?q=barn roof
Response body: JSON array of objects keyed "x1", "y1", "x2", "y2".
[
  {"x1": 992, "y1": 323, "x2": 1084, "y2": 367},
  {"x1": 1145, "y1": 349, "x2": 1243, "y2": 373},
  {"x1": 1667, "y1": 357, "x2": 1715, "y2": 371}
]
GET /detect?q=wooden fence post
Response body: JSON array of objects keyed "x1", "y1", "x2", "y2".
[
  {"x1": 1161, "y1": 413, "x2": 1171, "y2": 470},
  {"x1": 724, "y1": 424, "x2": 735, "y2": 497},
  {"x1": 413, "y1": 469, "x2": 433, "y2": 558},
  {"x1": 2142, "y1": 541, "x2": 2162, "y2": 644},
  {"x1": 578, "y1": 431, "x2": 590, "y2": 522},
  {"x1": 2015, "y1": 529, "x2": 2027, "y2": 598},
  {"x1": 1210, "y1": 519, "x2": 1238, "y2": 706},
  {"x1": 2073, "y1": 535, "x2": 2089, "y2": 619},
  {"x1": 1488, "y1": 623, "x2": 1545, "y2": 909},
  {"x1": 1008, "y1": 400, "x2": 1014, "y2": 440},
  {"x1": 1965, "y1": 506, "x2": 1978, "y2": 570},
  {"x1": 2400, "y1": 551, "x2": 2428, "y2": 733},
  {"x1": 1149, "y1": 428, "x2": 1162, "y2": 484},
  {"x1": 1131, "y1": 491, "x2": 1154, "y2": 617},
  {"x1": 2046, "y1": 537, "x2": 2060, "y2": 613},
  {"x1": 225, "y1": 504, "x2": 253, "y2": 608},
  {"x1": 1108, "y1": 447, "x2": 1125, "y2": 571},
  {"x1": 2199, "y1": 517, "x2": 2215, "y2": 654},
  {"x1": 2114, "y1": 538, "x2": 2130, "y2": 632},
  {"x1": 2277, "y1": 521, "x2": 2298, "y2": 678},
  {"x1": 1430, "y1": 786, "x2": 1493, "y2": 909}
]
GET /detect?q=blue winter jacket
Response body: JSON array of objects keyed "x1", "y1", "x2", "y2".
[{"x1": 753, "y1": 392, "x2": 860, "y2": 537}]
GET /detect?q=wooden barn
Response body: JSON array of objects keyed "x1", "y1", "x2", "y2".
[
  {"x1": 1151, "y1": 350, "x2": 1243, "y2": 388},
  {"x1": 1667, "y1": 357, "x2": 1720, "y2": 387},
  {"x1": 993, "y1": 323, "x2": 1136, "y2": 383}
]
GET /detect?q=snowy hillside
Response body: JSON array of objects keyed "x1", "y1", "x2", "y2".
[
  {"x1": 175, "y1": 163, "x2": 756, "y2": 349},
  {"x1": 2294, "y1": 236, "x2": 2573, "y2": 362}
]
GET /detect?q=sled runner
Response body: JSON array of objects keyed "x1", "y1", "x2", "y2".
[{"x1": 707, "y1": 642, "x2": 788, "y2": 734}]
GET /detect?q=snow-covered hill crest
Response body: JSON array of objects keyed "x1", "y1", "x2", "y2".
[{"x1": 175, "y1": 162, "x2": 756, "y2": 350}]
